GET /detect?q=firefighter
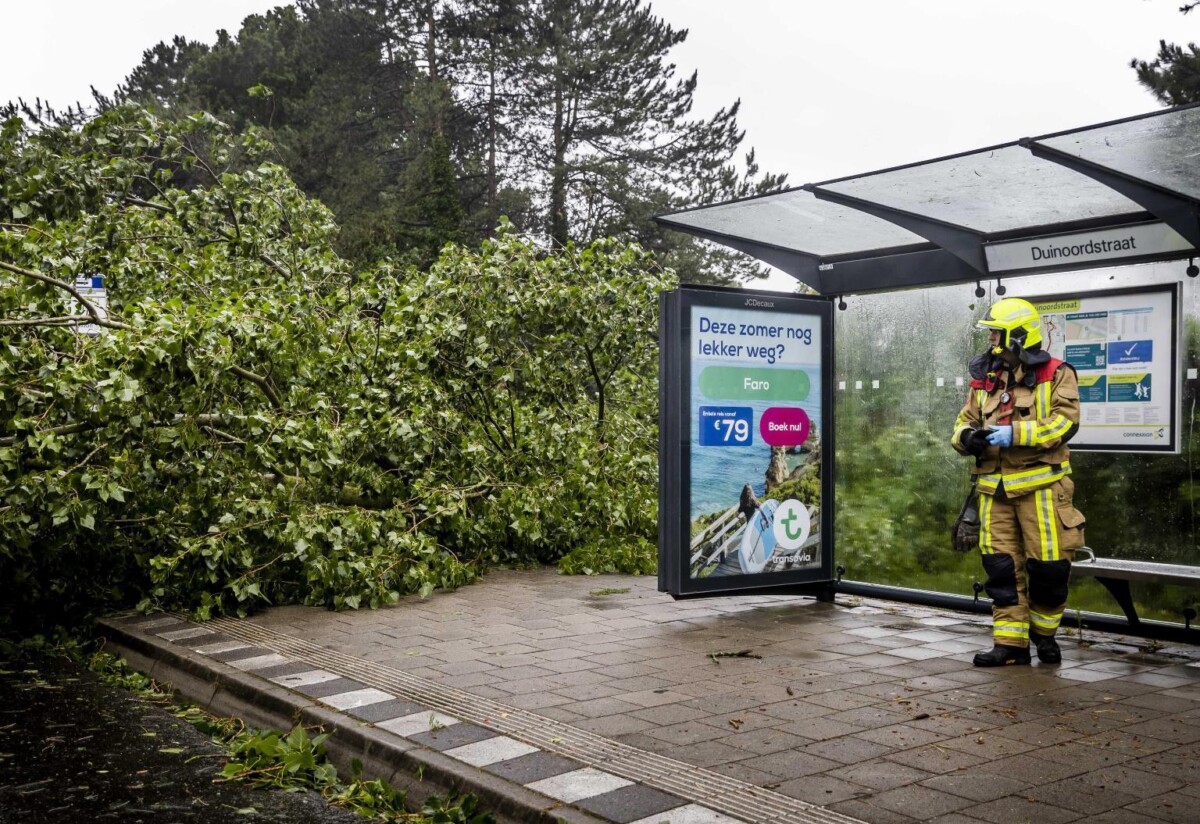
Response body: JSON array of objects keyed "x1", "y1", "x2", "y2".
[{"x1": 951, "y1": 298, "x2": 1087, "y2": 666}]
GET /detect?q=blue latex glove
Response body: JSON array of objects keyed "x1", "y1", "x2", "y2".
[{"x1": 986, "y1": 424, "x2": 1013, "y2": 448}]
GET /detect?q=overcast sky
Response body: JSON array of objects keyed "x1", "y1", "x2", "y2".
[
  {"x1": 2, "y1": 0, "x2": 1195, "y2": 287},
  {"x1": 651, "y1": 0, "x2": 1196, "y2": 182}
]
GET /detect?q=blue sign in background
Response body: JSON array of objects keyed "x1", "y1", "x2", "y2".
[
  {"x1": 1108, "y1": 340, "x2": 1152, "y2": 365},
  {"x1": 1064, "y1": 343, "x2": 1106, "y2": 370},
  {"x1": 698, "y1": 406, "x2": 754, "y2": 447},
  {"x1": 1079, "y1": 376, "x2": 1107, "y2": 403},
  {"x1": 1108, "y1": 375, "x2": 1152, "y2": 403}
]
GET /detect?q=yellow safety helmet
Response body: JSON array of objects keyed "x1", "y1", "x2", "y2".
[{"x1": 977, "y1": 297, "x2": 1043, "y2": 351}]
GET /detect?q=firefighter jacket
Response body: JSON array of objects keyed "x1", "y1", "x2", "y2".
[{"x1": 951, "y1": 353, "x2": 1080, "y2": 498}]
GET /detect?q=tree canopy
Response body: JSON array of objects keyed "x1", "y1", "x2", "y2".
[{"x1": 109, "y1": 0, "x2": 783, "y2": 283}]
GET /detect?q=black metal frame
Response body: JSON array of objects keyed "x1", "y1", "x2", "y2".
[
  {"x1": 834, "y1": 580, "x2": 1199, "y2": 644},
  {"x1": 806, "y1": 184, "x2": 989, "y2": 275},
  {"x1": 1023, "y1": 139, "x2": 1200, "y2": 250},
  {"x1": 658, "y1": 284, "x2": 835, "y2": 598},
  {"x1": 656, "y1": 223, "x2": 827, "y2": 291}
]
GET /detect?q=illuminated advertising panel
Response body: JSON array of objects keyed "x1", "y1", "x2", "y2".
[{"x1": 659, "y1": 285, "x2": 834, "y2": 597}]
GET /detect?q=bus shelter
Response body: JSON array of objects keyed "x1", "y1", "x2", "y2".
[{"x1": 654, "y1": 104, "x2": 1200, "y2": 638}]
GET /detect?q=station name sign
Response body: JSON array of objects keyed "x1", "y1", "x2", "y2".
[{"x1": 985, "y1": 222, "x2": 1193, "y2": 274}]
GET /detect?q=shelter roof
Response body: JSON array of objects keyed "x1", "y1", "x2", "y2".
[{"x1": 654, "y1": 104, "x2": 1200, "y2": 295}]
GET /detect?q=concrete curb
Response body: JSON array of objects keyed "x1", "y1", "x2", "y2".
[{"x1": 98, "y1": 617, "x2": 606, "y2": 824}]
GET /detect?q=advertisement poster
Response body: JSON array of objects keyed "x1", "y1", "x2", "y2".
[
  {"x1": 1033, "y1": 284, "x2": 1179, "y2": 453},
  {"x1": 658, "y1": 286, "x2": 833, "y2": 596}
]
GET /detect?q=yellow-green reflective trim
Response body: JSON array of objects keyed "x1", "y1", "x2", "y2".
[
  {"x1": 1005, "y1": 473, "x2": 1067, "y2": 494},
  {"x1": 1035, "y1": 488, "x2": 1060, "y2": 561},
  {"x1": 978, "y1": 461, "x2": 1072, "y2": 496},
  {"x1": 1006, "y1": 460, "x2": 1072, "y2": 481},
  {"x1": 1034, "y1": 414, "x2": 1071, "y2": 444},
  {"x1": 979, "y1": 493, "x2": 995, "y2": 555},
  {"x1": 1030, "y1": 609, "x2": 1061, "y2": 631},
  {"x1": 1015, "y1": 421, "x2": 1035, "y2": 446},
  {"x1": 994, "y1": 621, "x2": 1029, "y2": 640},
  {"x1": 1003, "y1": 462, "x2": 1072, "y2": 494}
]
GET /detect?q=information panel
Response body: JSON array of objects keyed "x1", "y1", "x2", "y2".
[
  {"x1": 659, "y1": 285, "x2": 833, "y2": 597},
  {"x1": 1031, "y1": 284, "x2": 1179, "y2": 453},
  {"x1": 72, "y1": 275, "x2": 108, "y2": 337}
]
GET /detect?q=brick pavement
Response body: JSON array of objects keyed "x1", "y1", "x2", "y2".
[{"x1": 113, "y1": 569, "x2": 1200, "y2": 823}]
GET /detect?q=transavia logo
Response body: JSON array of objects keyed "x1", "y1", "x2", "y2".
[
  {"x1": 745, "y1": 298, "x2": 775, "y2": 308},
  {"x1": 772, "y1": 498, "x2": 811, "y2": 550}
]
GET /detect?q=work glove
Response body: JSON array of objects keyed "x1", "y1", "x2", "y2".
[
  {"x1": 986, "y1": 424, "x2": 1013, "y2": 448},
  {"x1": 952, "y1": 516, "x2": 980, "y2": 553},
  {"x1": 963, "y1": 428, "x2": 990, "y2": 457},
  {"x1": 950, "y1": 489, "x2": 980, "y2": 553}
]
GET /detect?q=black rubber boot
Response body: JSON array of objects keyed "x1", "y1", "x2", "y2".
[
  {"x1": 972, "y1": 644, "x2": 1031, "y2": 667},
  {"x1": 1031, "y1": 632, "x2": 1062, "y2": 664}
]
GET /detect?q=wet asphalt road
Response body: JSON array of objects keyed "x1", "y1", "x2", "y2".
[{"x1": 0, "y1": 654, "x2": 362, "y2": 824}]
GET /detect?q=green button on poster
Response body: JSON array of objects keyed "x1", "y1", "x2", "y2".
[{"x1": 700, "y1": 366, "x2": 810, "y2": 401}]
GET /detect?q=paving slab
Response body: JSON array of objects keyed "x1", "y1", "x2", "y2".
[{"x1": 100, "y1": 568, "x2": 1200, "y2": 824}]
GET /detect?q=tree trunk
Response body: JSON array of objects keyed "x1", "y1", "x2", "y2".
[
  {"x1": 487, "y1": 44, "x2": 497, "y2": 228},
  {"x1": 424, "y1": 0, "x2": 443, "y2": 136},
  {"x1": 550, "y1": 83, "x2": 568, "y2": 247}
]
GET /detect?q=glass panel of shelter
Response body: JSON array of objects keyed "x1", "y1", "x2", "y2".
[
  {"x1": 1036, "y1": 106, "x2": 1200, "y2": 202},
  {"x1": 831, "y1": 258, "x2": 1198, "y2": 624},
  {"x1": 657, "y1": 188, "x2": 927, "y2": 258},
  {"x1": 816, "y1": 144, "x2": 1144, "y2": 234}
]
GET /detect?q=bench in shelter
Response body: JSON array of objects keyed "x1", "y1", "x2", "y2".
[{"x1": 1071, "y1": 547, "x2": 1200, "y2": 630}]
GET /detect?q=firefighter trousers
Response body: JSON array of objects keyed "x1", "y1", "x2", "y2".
[{"x1": 978, "y1": 477, "x2": 1085, "y2": 648}]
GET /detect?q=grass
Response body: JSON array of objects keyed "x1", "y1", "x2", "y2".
[{"x1": 87, "y1": 652, "x2": 494, "y2": 823}]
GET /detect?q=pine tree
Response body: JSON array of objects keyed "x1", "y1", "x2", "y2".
[
  {"x1": 1130, "y1": 4, "x2": 1200, "y2": 105},
  {"x1": 1131, "y1": 40, "x2": 1200, "y2": 104},
  {"x1": 508, "y1": 0, "x2": 786, "y2": 281},
  {"x1": 444, "y1": 0, "x2": 536, "y2": 235},
  {"x1": 114, "y1": 0, "x2": 485, "y2": 265},
  {"x1": 108, "y1": 0, "x2": 782, "y2": 282}
]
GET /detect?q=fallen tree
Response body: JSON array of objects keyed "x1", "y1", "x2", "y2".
[{"x1": 0, "y1": 107, "x2": 666, "y2": 631}]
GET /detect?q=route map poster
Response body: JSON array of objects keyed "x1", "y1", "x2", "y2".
[
  {"x1": 658, "y1": 285, "x2": 833, "y2": 597},
  {"x1": 1032, "y1": 284, "x2": 1179, "y2": 453}
]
